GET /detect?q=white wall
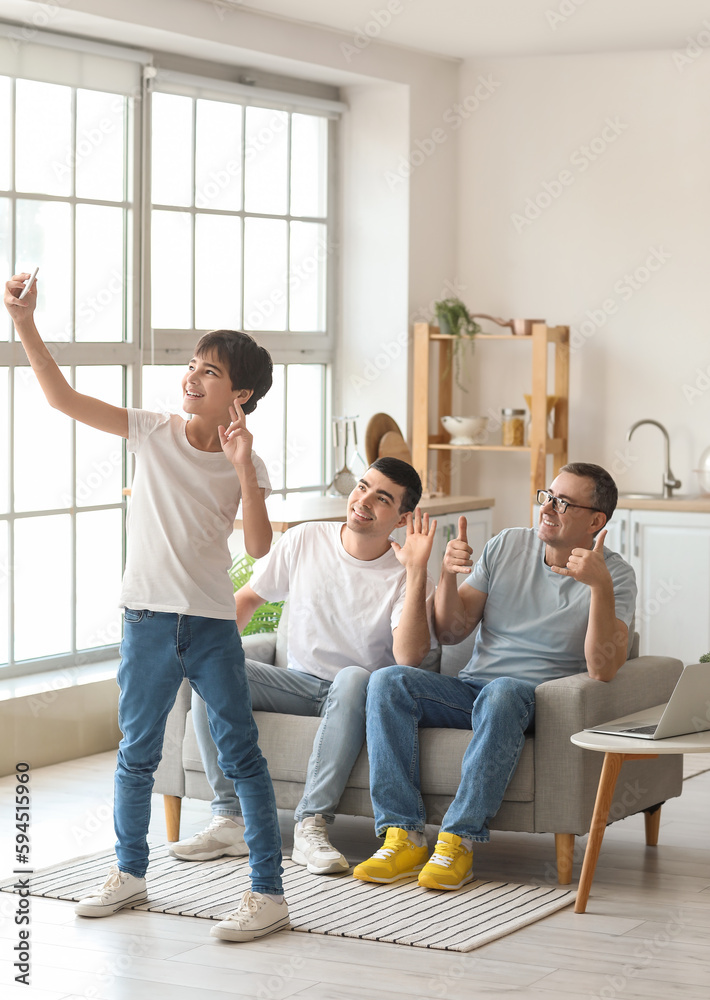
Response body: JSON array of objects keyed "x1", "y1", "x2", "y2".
[
  {"x1": 337, "y1": 82, "x2": 410, "y2": 425},
  {"x1": 455, "y1": 50, "x2": 710, "y2": 530},
  {"x1": 338, "y1": 69, "x2": 461, "y2": 434}
]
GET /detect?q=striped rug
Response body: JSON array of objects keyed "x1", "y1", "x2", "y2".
[{"x1": 0, "y1": 846, "x2": 575, "y2": 951}]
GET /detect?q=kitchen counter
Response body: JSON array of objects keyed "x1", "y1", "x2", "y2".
[
  {"x1": 236, "y1": 493, "x2": 495, "y2": 531},
  {"x1": 617, "y1": 495, "x2": 710, "y2": 513}
]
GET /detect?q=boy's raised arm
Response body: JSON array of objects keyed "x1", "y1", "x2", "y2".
[
  {"x1": 219, "y1": 401, "x2": 272, "y2": 558},
  {"x1": 4, "y1": 273, "x2": 129, "y2": 438}
]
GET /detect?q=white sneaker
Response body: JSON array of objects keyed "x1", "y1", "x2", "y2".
[
  {"x1": 291, "y1": 814, "x2": 349, "y2": 874},
  {"x1": 75, "y1": 864, "x2": 147, "y2": 917},
  {"x1": 211, "y1": 890, "x2": 290, "y2": 942},
  {"x1": 168, "y1": 815, "x2": 248, "y2": 861}
]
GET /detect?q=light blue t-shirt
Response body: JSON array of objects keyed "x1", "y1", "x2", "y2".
[{"x1": 460, "y1": 527, "x2": 637, "y2": 684}]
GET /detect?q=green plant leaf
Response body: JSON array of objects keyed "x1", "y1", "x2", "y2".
[
  {"x1": 242, "y1": 601, "x2": 285, "y2": 636},
  {"x1": 228, "y1": 551, "x2": 284, "y2": 635},
  {"x1": 228, "y1": 552, "x2": 256, "y2": 592}
]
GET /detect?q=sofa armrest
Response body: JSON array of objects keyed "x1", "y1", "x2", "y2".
[
  {"x1": 535, "y1": 655, "x2": 684, "y2": 740},
  {"x1": 241, "y1": 632, "x2": 278, "y2": 665},
  {"x1": 153, "y1": 678, "x2": 192, "y2": 797},
  {"x1": 533, "y1": 656, "x2": 683, "y2": 832}
]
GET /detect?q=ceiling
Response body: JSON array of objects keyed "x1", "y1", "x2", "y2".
[
  {"x1": 1, "y1": 0, "x2": 710, "y2": 74},
  {"x1": 219, "y1": 0, "x2": 710, "y2": 60}
]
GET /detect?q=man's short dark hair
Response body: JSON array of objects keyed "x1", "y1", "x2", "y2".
[
  {"x1": 560, "y1": 462, "x2": 618, "y2": 524},
  {"x1": 369, "y1": 457, "x2": 422, "y2": 513},
  {"x1": 194, "y1": 329, "x2": 273, "y2": 414}
]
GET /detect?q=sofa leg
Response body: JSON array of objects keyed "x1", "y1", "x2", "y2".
[
  {"x1": 555, "y1": 833, "x2": 575, "y2": 884},
  {"x1": 164, "y1": 794, "x2": 182, "y2": 842},
  {"x1": 644, "y1": 803, "x2": 663, "y2": 847}
]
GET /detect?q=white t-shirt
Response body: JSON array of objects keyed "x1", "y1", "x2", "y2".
[
  {"x1": 461, "y1": 527, "x2": 637, "y2": 684},
  {"x1": 249, "y1": 520, "x2": 437, "y2": 681},
  {"x1": 119, "y1": 409, "x2": 271, "y2": 620}
]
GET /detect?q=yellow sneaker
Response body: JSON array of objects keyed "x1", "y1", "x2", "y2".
[
  {"x1": 418, "y1": 832, "x2": 474, "y2": 890},
  {"x1": 353, "y1": 828, "x2": 429, "y2": 884}
]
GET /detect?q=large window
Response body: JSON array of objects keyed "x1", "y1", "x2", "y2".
[{"x1": 0, "y1": 33, "x2": 338, "y2": 678}]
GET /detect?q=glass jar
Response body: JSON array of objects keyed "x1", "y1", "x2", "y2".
[{"x1": 501, "y1": 408, "x2": 526, "y2": 447}]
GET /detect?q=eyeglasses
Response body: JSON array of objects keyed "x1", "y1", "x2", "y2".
[{"x1": 536, "y1": 489, "x2": 601, "y2": 515}]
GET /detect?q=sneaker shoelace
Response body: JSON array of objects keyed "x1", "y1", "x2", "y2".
[
  {"x1": 95, "y1": 868, "x2": 126, "y2": 898},
  {"x1": 371, "y1": 837, "x2": 408, "y2": 861},
  {"x1": 371, "y1": 845, "x2": 396, "y2": 860},
  {"x1": 301, "y1": 825, "x2": 333, "y2": 853},
  {"x1": 429, "y1": 843, "x2": 463, "y2": 868},
  {"x1": 226, "y1": 890, "x2": 260, "y2": 921}
]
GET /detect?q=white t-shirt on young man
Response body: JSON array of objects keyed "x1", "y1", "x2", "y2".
[
  {"x1": 249, "y1": 520, "x2": 437, "y2": 682},
  {"x1": 119, "y1": 409, "x2": 271, "y2": 620}
]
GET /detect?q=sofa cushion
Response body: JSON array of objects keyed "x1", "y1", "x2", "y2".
[{"x1": 182, "y1": 710, "x2": 534, "y2": 804}]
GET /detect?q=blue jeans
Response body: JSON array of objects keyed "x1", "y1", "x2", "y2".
[
  {"x1": 366, "y1": 665, "x2": 536, "y2": 841},
  {"x1": 115, "y1": 610, "x2": 283, "y2": 893},
  {"x1": 192, "y1": 662, "x2": 371, "y2": 824}
]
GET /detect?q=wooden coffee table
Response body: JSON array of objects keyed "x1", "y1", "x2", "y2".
[{"x1": 571, "y1": 707, "x2": 710, "y2": 913}]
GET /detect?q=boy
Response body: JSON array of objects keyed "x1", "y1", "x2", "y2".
[{"x1": 4, "y1": 271, "x2": 288, "y2": 943}]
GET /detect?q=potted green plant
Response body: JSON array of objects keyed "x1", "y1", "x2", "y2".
[{"x1": 433, "y1": 297, "x2": 481, "y2": 391}]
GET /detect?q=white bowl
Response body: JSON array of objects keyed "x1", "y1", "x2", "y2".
[{"x1": 441, "y1": 415, "x2": 488, "y2": 445}]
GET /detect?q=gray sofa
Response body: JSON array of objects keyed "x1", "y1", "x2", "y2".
[{"x1": 153, "y1": 617, "x2": 684, "y2": 883}]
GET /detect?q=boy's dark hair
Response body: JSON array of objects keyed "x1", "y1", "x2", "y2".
[
  {"x1": 369, "y1": 457, "x2": 423, "y2": 513},
  {"x1": 194, "y1": 329, "x2": 273, "y2": 414},
  {"x1": 560, "y1": 462, "x2": 618, "y2": 524}
]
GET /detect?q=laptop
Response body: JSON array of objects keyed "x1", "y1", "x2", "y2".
[{"x1": 587, "y1": 662, "x2": 710, "y2": 740}]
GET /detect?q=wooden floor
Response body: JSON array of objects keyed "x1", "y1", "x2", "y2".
[{"x1": 1, "y1": 751, "x2": 709, "y2": 999}]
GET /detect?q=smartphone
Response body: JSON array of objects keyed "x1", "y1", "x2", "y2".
[{"x1": 18, "y1": 267, "x2": 39, "y2": 301}]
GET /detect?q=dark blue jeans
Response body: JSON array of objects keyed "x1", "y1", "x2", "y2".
[{"x1": 114, "y1": 609, "x2": 283, "y2": 893}]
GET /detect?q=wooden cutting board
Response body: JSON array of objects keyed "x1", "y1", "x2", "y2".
[
  {"x1": 377, "y1": 430, "x2": 412, "y2": 464},
  {"x1": 365, "y1": 413, "x2": 402, "y2": 465}
]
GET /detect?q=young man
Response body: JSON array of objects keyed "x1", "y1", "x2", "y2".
[
  {"x1": 354, "y1": 463, "x2": 637, "y2": 891},
  {"x1": 170, "y1": 457, "x2": 438, "y2": 873}
]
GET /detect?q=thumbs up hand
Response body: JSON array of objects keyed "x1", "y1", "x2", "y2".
[
  {"x1": 442, "y1": 515, "x2": 473, "y2": 575},
  {"x1": 550, "y1": 529, "x2": 610, "y2": 587}
]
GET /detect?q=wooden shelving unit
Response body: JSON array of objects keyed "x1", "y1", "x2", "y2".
[{"x1": 411, "y1": 322, "x2": 570, "y2": 523}]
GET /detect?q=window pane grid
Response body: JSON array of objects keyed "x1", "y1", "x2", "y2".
[
  {"x1": 2, "y1": 361, "x2": 126, "y2": 672},
  {"x1": 7, "y1": 78, "x2": 131, "y2": 347},
  {"x1": 150, "y1": 92, "x2": 328, "y2": 336}
]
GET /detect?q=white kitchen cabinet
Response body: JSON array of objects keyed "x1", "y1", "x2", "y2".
[
  {"x1": 391, "y1": 506, "x2": 492, "y2": 582},
  {"x1": 606, "y1": 509, "x2": 710, "y2": 664}
]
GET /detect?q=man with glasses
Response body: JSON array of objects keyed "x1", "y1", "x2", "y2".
[{"x1": 354, "y1": 463, "x2": 636, "y2": 891}]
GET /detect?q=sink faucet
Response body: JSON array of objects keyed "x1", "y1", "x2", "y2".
[{"x1": 626, "y1": 419, "x2": 682, "y2": 499}]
